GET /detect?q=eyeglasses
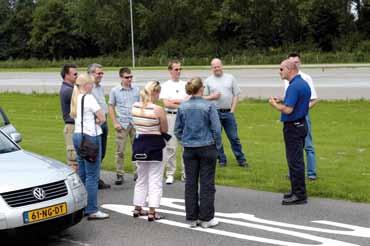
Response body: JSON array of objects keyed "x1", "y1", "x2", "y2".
[
  {"x1": 173, "y1": 68, "x2": 182, "y2": 71},
  {"x1": 124, "y1": 75, "x2": 133, "y2": 79}
]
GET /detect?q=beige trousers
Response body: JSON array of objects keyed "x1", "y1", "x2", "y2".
[
  {"x1": 164, "y1": 114, "x2": 184, "y2": 177},
  {"x1": 63, "y1": 124, "x2": 78, "y2": 172},
  {"x1": 115, "y1": 127, "x2": 136, "y2": 175}
]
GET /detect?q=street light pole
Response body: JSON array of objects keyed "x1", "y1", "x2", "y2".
[{"x1": 129, "y1": 0, "x2": 135, "y2": 68}]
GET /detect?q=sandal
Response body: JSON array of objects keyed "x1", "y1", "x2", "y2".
[
  {"x1": 147, "y1": 212, "x2": 164, "y2": 222},
  {"x1": 132, "y1": 208, "x2": 148, "y2": 218}
]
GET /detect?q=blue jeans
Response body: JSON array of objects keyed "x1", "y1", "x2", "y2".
[
  {"x1": 305, "y1": 114, "x2": 316, "y2": 177},
  {"x1": 217, "y1": 111, "x2": 246, "y2": 164},
  {"x1": 73, "y1": 133, "x2": 102, "y2": 214}
]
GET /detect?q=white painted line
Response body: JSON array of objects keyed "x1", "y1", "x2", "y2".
[{"x1": 102, "y1": 203, "x2": 360, "y2": 246}]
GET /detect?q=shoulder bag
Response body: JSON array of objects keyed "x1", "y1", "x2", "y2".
[{"x1": 77, "y1": 94, "x2": 99, "y2": 163}]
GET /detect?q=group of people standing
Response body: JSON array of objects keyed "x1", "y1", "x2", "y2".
[{"x1": 59, "y1": 53, "x2": 318, "y2": 227}]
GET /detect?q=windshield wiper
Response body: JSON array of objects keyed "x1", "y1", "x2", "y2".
[{"x1": 0, "y1": 148, "x2": 18, "y2": 154}]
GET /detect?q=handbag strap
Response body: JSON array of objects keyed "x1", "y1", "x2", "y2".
[
  {"x1": 80, "y1": 94, "x2": 98, "y2": 138},
  {"x1": 80, "y1": 94, "x2": 86, "y2": 138}
]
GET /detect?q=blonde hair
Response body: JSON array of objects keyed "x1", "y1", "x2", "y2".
[
  {"x1": 185, "y1": 77, "x2": 203, "y2": 95},
  {"x1": 70, "y1": 73, "x2": 95, "y2": 118},
  {"x1": 140, "y1": 81, "x2": 161, "y2": 108}
]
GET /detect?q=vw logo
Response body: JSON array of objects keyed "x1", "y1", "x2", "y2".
[{"x1": 32, "y1": 187, "x2": 46, "y2": 200}]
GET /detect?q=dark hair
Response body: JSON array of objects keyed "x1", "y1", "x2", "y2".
[
  {"x1": 119, "y1": 67, "x2": 131, "y2": 77},
  {"x1": 168, "y1": 59, "x2": 181, "y2": 70},
  {"x1": 288, "y1": 52, "x2": 300, "y2": 59},
  {"x1": 60, "y1": 64, "x2": 77, "y2": 79},
  {"x1": 185, "y1": 77, "x2": 203, "y2": 95}
]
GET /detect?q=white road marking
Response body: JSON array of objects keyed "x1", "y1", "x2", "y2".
[
  {"x1": 161, "y1": 197, "x2": 370, "y2": 238},
  {"x1": 57, "y1": 238, "x2": 91, "y2": 246},
  {"x1": 102, "y1": 202, "x2": 364, "y2": 246}
]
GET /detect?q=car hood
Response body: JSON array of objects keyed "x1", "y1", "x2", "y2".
[{"x1": 0, "y1": 150, "x2": 73, "y2": 193}]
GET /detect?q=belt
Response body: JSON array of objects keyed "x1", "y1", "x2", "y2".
[
  {"x1": 284, "y1": 118, "x2": 305, "y2": 126},
  {"x1": 218, "y1": 108, "x2": 231, "y2": 113},
  {"x1": 166, "y1": 111, "x2": 177, "y2": 114}
]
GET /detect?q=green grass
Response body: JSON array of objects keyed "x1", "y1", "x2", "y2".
[{"x1": 1, "y1": 93, "x2": 370, "y2": 203}]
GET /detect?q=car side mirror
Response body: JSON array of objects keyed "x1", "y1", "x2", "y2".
[{"x1": 10, "y1": 132, "x2": 22, "y2": 143}]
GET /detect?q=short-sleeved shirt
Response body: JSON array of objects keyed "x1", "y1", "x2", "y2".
[
  {"x1": 74, "y1": 94, "x2": 102, "y2": 136},
  {"x1": 204, "y1": 73, "x2": 241, "y2": 109},
  {"x1": 109, "y1": 84, "x2": 140, "y2": 129},
  {"x1": 92, "y1": 83, "x2": 108, "y2": 114},
  {"x1": 59, "y1": 82, "x2": 75, "y2": 124},
  {"x1": 284, "y1": 71, "x2": 317, "y2": 100},
  {"x1": 159, "y1": 79, "x2": 187, "y2": 112},
  {"x1": 281, "y1": 74, "x2": 311, "y2": 122}
]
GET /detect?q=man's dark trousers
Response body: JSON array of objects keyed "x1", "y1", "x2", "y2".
[
  {"x1": 283, "y1": 120, "x2": 308, "y2": 199},
  {"x1": 183, "y1": 145, "x2": 217, "y2": 222},
  {"x1": 100, "y1": 121, "x2": 108, "y2": 161}
]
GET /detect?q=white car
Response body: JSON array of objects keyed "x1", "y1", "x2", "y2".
[{"x1": 0, "y1": 129, "x2": 87, "y2": 233}]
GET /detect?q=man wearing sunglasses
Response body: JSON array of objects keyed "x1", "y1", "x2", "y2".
[
  {"x1": 59, "y1": 63, "x2": 78, "y2": 171},
  {"x1": 283, "y1": 53, "x2": 319, "y2": 181},
  {"x1": 109, "y1": 67, "x2": 140, "y2": 185},
  {"x1": 160, "y1": 60, "x2": 188, "y2": 184},
  {"x1": 89, "y1": 63, "x2": 111, "y2": 189},
  {"x1": 269, "y1": 59, "x2": 311, "y2": 205}
]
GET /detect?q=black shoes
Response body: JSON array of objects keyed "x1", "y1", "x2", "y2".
[
  {"x1": 238, "y1": 161, "x2": 249, "y2": 168},
  {"x1": 282, "y1": 194, "x2": 307, "y2": 205},
  {"x1": 219, "y1": 162, "x2": 227, "y2": 167},
  {"x1": 283, "y1": 192, "x2": 293, "y2": 199},
  {"x1": 98, "y1": 179, "x2": 111, "y2": 189},
  {"x1": 115, "y1": 174, "x2": 123, "y2": 185}
]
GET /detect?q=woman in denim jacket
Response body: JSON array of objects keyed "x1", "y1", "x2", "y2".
[{"x1": 174, "y1": 77, "x2": 222, "y2": 228}]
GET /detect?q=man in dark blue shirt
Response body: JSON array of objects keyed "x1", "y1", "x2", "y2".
[
  {"x1": 269, "y1": 59, "x2": 311, "y2": 205},
  {"x1": 59, "y1": 64, "x2": 78, "y2": 171}
]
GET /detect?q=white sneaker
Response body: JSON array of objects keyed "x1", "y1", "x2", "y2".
[
  {"x1": 166, "y1": 176, "x2": 174, "y2": 184},
  {"x1": 189, "y1": 220, "x2": 200, "y2": 228},
  {"x1": 200, "y1": 218, "x2": 219, "y2": 228},
  {"x1": 88, "y1": 210, "x2": 110, "y2": 220}
]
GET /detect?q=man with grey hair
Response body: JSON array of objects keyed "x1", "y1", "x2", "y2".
[
  {"x1": 204, "y1": 58, "x2": 248, "y2": 168},
  {"x1": 88, "y1": 63, "x2": 111, "y2": 189},
  {"x1": 269, "y1": 59, "x2": 311, "y2": 205}
]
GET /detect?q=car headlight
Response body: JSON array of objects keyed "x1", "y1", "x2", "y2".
[{"x1": 67, "y1": 173, "x2": 83, "y2": 189}]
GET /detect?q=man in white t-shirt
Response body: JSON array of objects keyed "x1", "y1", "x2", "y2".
[
  {"x1": 160, "y1": 60, "x2": 188, "y2": 184},
  {"x1": 284, "y1": 53, "x2": 319, "y2": 180}
]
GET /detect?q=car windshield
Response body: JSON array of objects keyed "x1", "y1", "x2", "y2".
[{"x1": 0, "y1": 131, "x2": 20, "y2": 154}]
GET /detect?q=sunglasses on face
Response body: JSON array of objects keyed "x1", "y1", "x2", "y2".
[
  {"x1": 95, "y1": 72, "x2": 104, "y2": 75},
  {"x1": 124, "y1": 75, "x2": 133, "y2": 79},
  {"x1": 173, "y1": 68, "x2": 182, "y2": 71}
]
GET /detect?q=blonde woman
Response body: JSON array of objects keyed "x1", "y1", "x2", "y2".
[
  {"x1": 174, "y1": 77, "x2": 222, "y2": 228},
  {"x1": 131, "y1": 81, "x2": 168, "y2": 221},
  {"x1": 70, "y1": 73, "x2": 109, "y2": 220}
]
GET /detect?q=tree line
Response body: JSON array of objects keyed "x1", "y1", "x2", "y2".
[{"x1": 1, "y1": 0, "x2": 370, "y2": 62}]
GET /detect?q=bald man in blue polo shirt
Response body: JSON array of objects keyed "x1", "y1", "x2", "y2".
[{"x1": 269, "y1": 59, "x2": 311, "y2": 205}]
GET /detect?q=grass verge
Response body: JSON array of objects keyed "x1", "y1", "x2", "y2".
[{"x1": 1, "y1": 93, "x2": 369, "y2": 203}]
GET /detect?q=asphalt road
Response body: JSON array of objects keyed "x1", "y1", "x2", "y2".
[
  {"x1": 1, "y1": 66, "x2": 370, "y2": 99},
  {"x1": 12, "y1": 171, "x2": 370, "y2": 246}
]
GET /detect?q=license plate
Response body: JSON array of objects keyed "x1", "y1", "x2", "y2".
[{"x1": 23, "y1": 203, "x2": 67, "y2": 224}]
